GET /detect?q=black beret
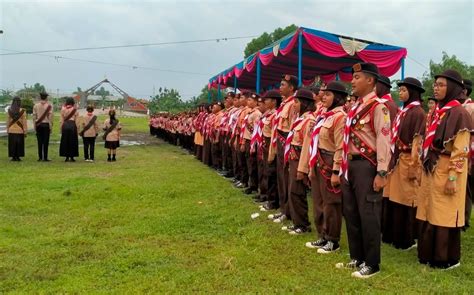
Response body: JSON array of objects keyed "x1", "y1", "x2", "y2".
[{"x1": 352, "y1": 62, "x2": 380, "y2": 79}]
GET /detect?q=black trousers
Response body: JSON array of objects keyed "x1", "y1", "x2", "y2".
[
  {"x1": 83, "y1": 136, "x2": 96, "y2": 160},
  {"x1": 342, "y1": 158, "x2": 382, "y2": 268},
  {"x1": 245, "y1": 139, "x2": 259, "y2": 190},
  {"x1": 36, "y1": 123, "x2": 50, "y2": 160}
]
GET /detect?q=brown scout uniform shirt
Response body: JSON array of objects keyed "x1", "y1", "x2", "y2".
[
  {"x1": 60, "y1": 107, "x2": 79, "y2": 129},
  {"x1": 103, "y1": 119, "x2": 122, "y2": 141},
  {"x1": 262, "y1": 109, "x2": 276, "y2": 138},
  {"x1": 80, "y1": 112, "x2": 100, "y2": 137},
  {"x1": 244, "y1": 108, "x2": 262, "y2": 140},
  {"x1": 349, "y1": 91, "x2": 392, "y2": 172},
  {"x1": 32, "y1": 101, "x2": 53, "y2": 129},
  {"x1": 318, "y1": 106, "x2": 346, "y2": 171},
  {"x1": 290, "y1": 111, "x2": 317, "y2": 175},
  {"x1": 7, "y1": 108, "x2": 27, "y2": 134}
]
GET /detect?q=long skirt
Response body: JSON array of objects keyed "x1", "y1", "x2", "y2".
[
  {"x1": 8, "y1": 133, "x2": 25, "y2": 158},
  {"x1": 382, "y1": 200, "x2": 418, "y2": 249},
  {"x1": 417, "y1": 221, "x2": 461, "y2": 268},
  {"x1": 59, "y1": 121, "x2": 79, "y2": 157}
]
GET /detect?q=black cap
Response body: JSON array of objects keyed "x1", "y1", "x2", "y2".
[
  {"x1": 352, "y1": 62, "x2": 380, "y2": 78},
  {"x1": 463, "y1": 78, "x2": 472, "y2": 91},
  {"x1": 325, "y1": 81, "x2": 349, "y2": 96},
  {"x1": 281, "y1": 74, "x2": 298, "y2": 88},
  {"x1": 434, "y1": 69, "x2": 464, "y2": 87},
  {"x1": 262, "y1": 89, "x2": 282, "y2": 99},
  {"x1": 295, "y1": 89, "x2": 315, "y2": 101},
  {"x1": 397, "y1": 77, "x2": 425, "y2": 93},
  {"x1": 39, "y1": 91, "x2": 49, "y2": 99},
  {"x1": 378, "y1": 75, "x2": 392, "y2": 89}
]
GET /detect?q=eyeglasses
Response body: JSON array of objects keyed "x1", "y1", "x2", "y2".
[{"x1": 433, "y1": 83, "x2": 447, "y2": 88}]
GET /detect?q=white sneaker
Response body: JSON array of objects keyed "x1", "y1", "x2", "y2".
[
  {"x1": 281, "y1": 224, "x2": 296, "y2": 231},
  {"x1": 443, "y1": 262, "x2": 461, "y2": 270},
  {"x1": 268, "y1": 212, "x2": 283, "y2": 220},
  {"x1": 351, "y1": 265, "x2": 379, "y2": 279},
  {"x1": 273, "y1": 214, "x2": 287, "y2": 223}
]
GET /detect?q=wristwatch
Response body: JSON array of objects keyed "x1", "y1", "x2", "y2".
[
  {"x1": 448, "y1": 175, "x2": 457, "y2": 181},
  {"x1": 377, "y1": 170, "x2": 388, "y2": 178}
]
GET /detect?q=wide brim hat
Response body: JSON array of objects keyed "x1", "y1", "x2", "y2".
[
  {"x1": 434, "y1": 69, "x2": 464, "y2": 87},
  {"x1": 295, "y1": 89, "x2": 315, "y2": 101},
  {"x1": 352, "y1": 62, "x2": 380, "y2": 78},
  {"x1": 397, "y1": 77, "x2": 425, "y2": 93},
  {"x1": 325, "y1": 81, "x2": 349, "y2": 96},
  {"x1": 463, "y1": 78, "x2": 472, "y2": 91},
  {"x1": 262, "y1": 90, "x2": 282, "y2": 100},
  {"x1": 378, "y1": 75, "x2": 392, "y2": 88}
]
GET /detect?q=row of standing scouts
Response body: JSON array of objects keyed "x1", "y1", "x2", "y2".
[
  {"x1": 6, "y1": 93, "x2": 122, "y2": 162},
  {"x1": 151, "y1": 63, "x2": 473, "y2": 279}
]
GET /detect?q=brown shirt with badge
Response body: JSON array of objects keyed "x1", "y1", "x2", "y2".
[
  {"x1": 348, "y1": 91, "x2": 392, "y2": 172},
  {"x1": 244, "y1": 108, "x2": 262, "y2": 140},
  {"x1": 277, "y1": 96, "x2": 298, "y2": 132},
  {"x1": 290, "y1": 111, "x2": 317, "y2": 174},
  {"x1": 7, "y1": 108, "x2": 27, "y2": 134},
  {"x1": 262, "y1": 109, "x2": 276, "y2": 138},
  {"x1": 318, "y1": 106, "x2": 346, "y2": 171}
]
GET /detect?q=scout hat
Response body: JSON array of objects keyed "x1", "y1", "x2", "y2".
[
  {"x1": 378, "y1": 75, "x2": 392, "y2": 88},
  {"x1": 325, "y1": 81, "x2": 349, "y2": 96},
  {"x1": 434, "y1": 69, "x2": 464, "y2": 87},
  {"x1": 295, "y1": 88, "x2": 315, "y2": 101},
  {"x1": 397, "y1": 77, "x2": 425, "y2": 93}
]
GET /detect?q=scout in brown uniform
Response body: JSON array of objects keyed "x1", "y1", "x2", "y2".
[
  {"x1": 258, "y1": 90, "x2": 281, "y2": 210},
  {"x1": 80, "y1": 105, "x2": 100, "y2": 162},
  {"x1": 336, "y1": 63, "x2": 391, "y2": 279},
  {"x1": 268, "y1": 75, "x2": 299, "y2": 223},
  {"x1": 32, "y1": 91, "x2": 53, "y2": 161},
  {"x1": 59, "y1": 97, "x2": 79, "y2": 162},
  {"x1": 235, "y1": 93, "x2": 251, "y2": 189},
  {"x1": 193, "y1": 105, "x2": 206, "y2": 160},
  {"x1": 202, "y1": 105, "x2": 213, "y2": 166},
  {"x1": 7, "y1": 96, "x2": 27, "y2": 161},
  {"x1": 254, "y1": 96, "x2": 267, "y2": 201},
  {"x1": 382, "y1": 77, "x2": 426, "y2": 250},
  {"x1": 221, "y1": 93, "x2": 235, "y2": 177},
  {"x1": 305, "y1": 82, "x2": 347, "y2": 253},
  {"x1": 283, "y1": 89, "x2": 316, "y2": 234},
  {"x1": 211, "y1": 102, "x2": 225, "y2": 171},
  {"x1": 230, "y1": 95, "x2": 244, "y2": 184},
  {"x1": 461, "y1": 78, "x2": 473, "y2": 230},
  {"x1": 376, "y1": 75, "x2": 399, "y2": 122},
  {"x1": 417, "y1": 70, "x2": 473, "y2": 269},
  {"x1": 242, "y1": 93, "x2": 262, "y2": 194},
  {"x1": 103, "y1": 109, "x2": 122, "y2": 162}
]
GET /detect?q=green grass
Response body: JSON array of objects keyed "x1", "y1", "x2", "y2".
[{"x1": 0, "y1": 117, "x2": 473, "y2": 293}]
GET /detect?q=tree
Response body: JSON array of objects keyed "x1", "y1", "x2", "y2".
[
  {"x1": 244, "y1": 24, "x2": 298, "y2": 58},
  {"x1": 16, "y1": 83, "x2": 47, "y2": 101},
  {"x1": 21, "y1": 97, "x2": 34, "y2": 114},
  {"x1": 148, "y1": 87, "x2": 185, "y2": 114},
  {"x1": 421, "y1": 52, "x2": 474, "y2": 101},
  {"x1": 0, "y1": 89, "x2": 14, "y2": 104},
  {"x1": 95, "y1": 86, "x2": 111, "y2": 107}
]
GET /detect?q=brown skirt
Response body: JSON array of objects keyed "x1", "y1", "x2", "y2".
[
  {"x1": 417, "y1": 221, "x2": 461, "y2": 268},
  {"x1": 382, "y1": 200, "x2": 418, "y2": 249}
]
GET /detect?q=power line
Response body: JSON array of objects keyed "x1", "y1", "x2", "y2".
[
  {"x1": 0, "y1": 35, "x2": 257, "y2": 56},
  {"x1": 407, "y1": 55, "x2": 430, "y2": 71},
  {"x1": 0, "y1": 48, "x2": 211, "y2": 76}
]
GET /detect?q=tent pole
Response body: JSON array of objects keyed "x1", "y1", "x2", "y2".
[
  {"x1": 298, "y1": 30, "x2": 303, "y2": 87},
  {"x1": 336, "y1": 73, "x2": 340, "y2": 81},
  {"x1": 256, "y1": 58, "x2": 261, "y2": 94},
  {"x1": 233, "y1": 75, "x2": 237, "y2": 93},
  {"x1": 401, "y1": 58, "x2": 405, "y2": 80}
]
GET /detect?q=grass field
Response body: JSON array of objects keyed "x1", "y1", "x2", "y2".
[{"x1": 0, "y1": 116, "x2": 473, "y2": 293}]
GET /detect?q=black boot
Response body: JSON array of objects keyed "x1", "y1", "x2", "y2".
[
  {"x1": 107, "y1": 154, "x2": 112, "y2": 162},
  {"x1": 112, "y1": 154, "x2": 116, "y2": 161}
]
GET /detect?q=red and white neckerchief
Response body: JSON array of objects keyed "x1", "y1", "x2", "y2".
[
  {"x1": 230, "y1": 108, "x2": 243, "y2": 139},
  {"x1": 271, "y1": 96, "x2": 295, "y2": 148},
  {"x1": 250, "y1": 115, "x2": 265, "y2": 153},
  {"x1": 463, "y1": 98, "x2": 472, "y2": 106},
  {"x1": 220, "y1": 111, "x2": 229, "y2": 134},
  {"x1": 308, "y1": 110, "x2": 336, "y2": 169},
  {"x1": 239, "y1": 112, "x2": 250, "y2": 144},
  {"x1": 422, "y1": 100, "x2": 461, "y2": 158},
  {"x1": 390, "y1": 101, "x2": 421, "y2": 152},
  {"x1": 283, "y1": 114, "x2": 305, "y2": 164},
  {"x1": 340, "y1": 92, "x2": 378, "y2": 180}
]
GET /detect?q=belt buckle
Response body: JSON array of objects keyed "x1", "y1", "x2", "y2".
[{"x1": 348, "y1": 154, "x2": 353, "y2": 161}]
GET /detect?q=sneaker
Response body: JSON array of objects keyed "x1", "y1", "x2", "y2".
[
  {"x1": 317, "y1": 241, "x2": 340, "y2": 254},
  {"x1": 281, "y1": 224, "x2": 296, "y2": 231},
  {"x1": 260, "y1": 204, "x2": 276, "y2": 212},
  {"x1": 305, "y1": 238, "x2": 327, "y2": 249},
  {"x1": 443, "y1": 262, "x2": 461, "y2": 270},
  {"x1": 235, "y1": 182, "x2": 247, "y2": 189},
  {"x1": 244, "y1": 187, "x2": 255, "y2": 195},
  {"x1": 335, "y1": 259, "x2": 364, "y2": 270},
  {"x1": 268, "y1": 212, "x2": 283, "y2": 220},
  {"x1": 351, "y1": 265, "x2": 380, "y2": 279},
  {"x1": 273, "y1": 214, "x2": 287, "y2": 223},
  {"x1": 402, "y1": 243, "x2": 417, "y2": 251},
  {"x1": 289, "y1": 226, "x2": 311, "y2": 235}
]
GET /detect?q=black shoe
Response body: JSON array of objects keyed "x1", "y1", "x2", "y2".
[
  {"x1": 244, "y1": 187, "x2": 255, "y2": 195},
  {"x1": 351, "y1": 265, "x2": 380, "y2": 279},
  {"x1": 43, "y1": 159, "x2": 51, "y2": 162},
  {"x1": 10, "y1": 158, "x2": 16, "y2": 162},
  {"x1": 305, "y1": 238, "x2": 327, "y2": 249},
  {"x1": 16, "y1": 157, "x2": 21, "y2": 161},
  {"x1": 65, "y1": 158, "x2": 70, "y2": 162},
  {"x1": 288, "y1": 226, "x2": 311, "y2": 235},
  {"x1": 336, "y1": 259, "x2": 364, "y2": 270},
  {"x1": 317, "y1": 241, "x2": 340, "y2": 254},
  {"x1": 70, "y1": 158, "x2": 76, "y2": 162},
  {"x1": 38, "y1": 158, "x2": 43, "y2": 162}
]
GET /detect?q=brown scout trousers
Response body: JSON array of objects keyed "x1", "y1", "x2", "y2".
[
  {"x1": 245, "y1": 139, "x2": 259, "y2": 190},
  {"x1": 263, "y1": 137, "x2": 279, "y2": 208},
  {"x1": 276, "y1": 133, "x2": 290, "y2": 217},
  {"x1": 310, "y1": 152, "x2": 342, "y2": 242},
  {"x1": 341, "y1": 158, "x2": 382, "y2": 268},
  {"x1": 288, "y1": 157, "x2": 310, "y2": 228}
]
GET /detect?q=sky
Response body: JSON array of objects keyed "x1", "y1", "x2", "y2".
[{"x1": 0, "y1": 0, "x2": 472, "y2": 100}]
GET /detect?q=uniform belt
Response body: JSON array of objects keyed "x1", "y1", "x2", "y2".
[
  {"x1": 291, "y1": 145, "x2": 302, "y2": 152},
  {"x1": 348, "y1": 154, "x2": 365, "y2": 161},
  {"x1": 277, "y1": 130, "x2": 289, "y2": 138},
  {"x1": 319, "y1": 149, "x2": 335, "y2": 156}
]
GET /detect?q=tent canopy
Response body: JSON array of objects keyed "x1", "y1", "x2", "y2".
[{"x1": 208, "y1": 27, "x2": 407, "y2": 93}]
